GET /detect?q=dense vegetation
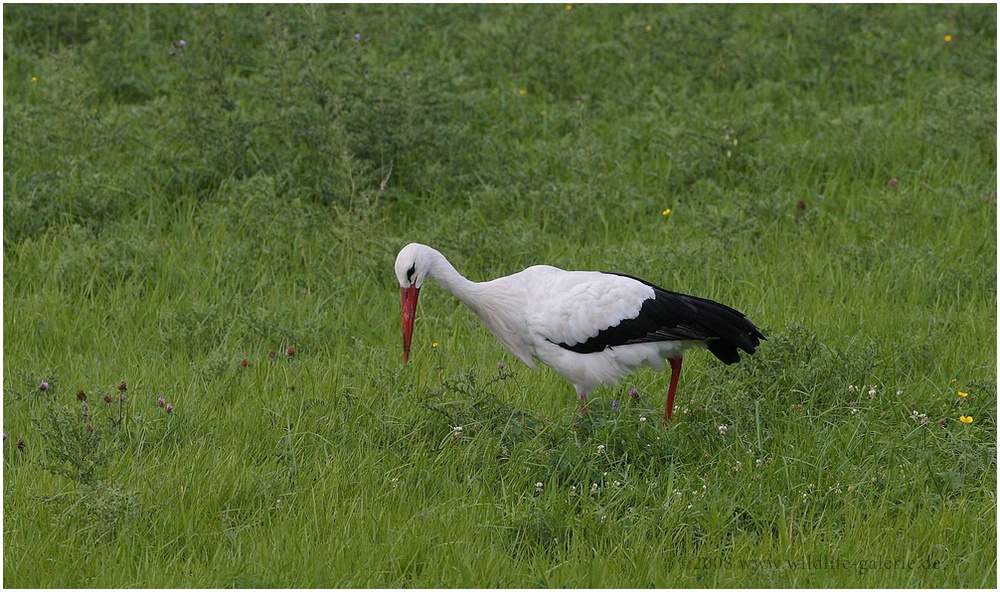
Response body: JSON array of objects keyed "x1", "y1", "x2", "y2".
[{"x1": 3, "y1": 4, "x2": 996, "y2": 587}]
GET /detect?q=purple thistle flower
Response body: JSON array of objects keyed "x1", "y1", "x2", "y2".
[
  {"x1": 3, "y1": 432, "x2": 8, "y2": 441},
  {"x1": 165, "y1": 403, "x2": 174, "y2": 414},
  {"x1": 497, "y1": 361, "x2": 505, "y2": 369},
  {"x1": 39, "y1": 381, "x2": 50, "y2": 392},
  {"x1": 157, "y1": 397, "x2": 166, "y2": 408},
  {"x1": 179, "y1": 39, "x2": 186, "y2": 47},
  {"x1": 612, "y1": 399, "x2": 619, "y2": 409},
  {"x1": 76, "y1": 390, "x2": 87, "y2": 401},
  {"x1": 629, "y1": 387, "x2": 639, "y2": 400},
  {"x1": 17, "y1": 439, "x2": 26, "y2": 451},
  {"x1": 887, "y1": 177, "x2": 898, "y2": 186},
  {"x1": 354, "y1": 33, "x2": 362, "y2": 41},
  {"x1": 118, "y1": 380, "x2": 128, "y2": 392}
]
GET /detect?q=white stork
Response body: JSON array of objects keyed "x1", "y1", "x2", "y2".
[{"x1": 395, "y1": 243, "x2": 764, "y2": 424}]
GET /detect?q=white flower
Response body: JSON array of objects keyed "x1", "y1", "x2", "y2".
[
  {"x1": 718, "y1": 424, "x2": 728, "y2": 437},
  {"x1": 639, "y1": 416, "x2": 647, "y2": 423},
  {"x1": 596, "y1": 444, "x2": 606, "y2": 454},
  {"x1": 534, "y1": 482, "x2": 544, "y2": 493},
  {"x1": 452, "y1": 425, "x2": 463, "y2": 437}
]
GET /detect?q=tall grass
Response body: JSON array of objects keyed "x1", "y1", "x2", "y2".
[{"x1": 3, "y1": 4, "x2": 996, "y2": 587}]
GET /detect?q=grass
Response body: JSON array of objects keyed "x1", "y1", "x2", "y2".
[{"x1": 3, "y1": 3, "x2": 996, "y2": 587}]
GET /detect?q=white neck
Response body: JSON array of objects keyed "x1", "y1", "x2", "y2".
[{"x1": 423, "y1": 247, "x2": 483, "y2": 309}]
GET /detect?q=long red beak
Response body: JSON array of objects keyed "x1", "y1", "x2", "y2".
[{"x1": 401, "y1": 286, "x2": 420, "y2": 363}]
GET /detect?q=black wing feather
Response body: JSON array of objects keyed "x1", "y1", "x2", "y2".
[{"x1": 554, "y1": 273, "x2": 765, "y2": 364}]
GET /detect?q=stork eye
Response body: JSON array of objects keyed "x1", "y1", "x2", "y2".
[{"x1": 406, "y1": 265, "x2": 416, "y2": 283}]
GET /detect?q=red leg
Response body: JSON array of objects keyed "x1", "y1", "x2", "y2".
[
  {"x1": 577, "y1": 392, "x2": 588, "y2": 415},
  {"x1": 663, "y1": 358, "x2": 682, "y2": 425}
]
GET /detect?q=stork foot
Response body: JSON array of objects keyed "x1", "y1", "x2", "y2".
[{"x1": 577, "y1": 392, "x2": 588, "y2": 415}]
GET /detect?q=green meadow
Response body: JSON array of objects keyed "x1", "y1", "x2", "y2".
[{"x1": 3, "y1": 4, "x2": 996, "y2": 587}]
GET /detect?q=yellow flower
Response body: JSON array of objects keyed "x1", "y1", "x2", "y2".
[
  {"x1": 566, "y1": 4, "x2": 572, "y2": 10},
  {"x1": 646, "y1": 25, "x2": 653, "y2": 31},
  {"x1": 31, "y1": 76, "x2": 37, "y2": 83},
  {"x1": 959, "y1": 415, "x2": 973, "y2": 424},
  {"x1": 432, "y1": 342, "x2": 439, "y2": 348},
  {"x1": 539, "y1": 110, "x2": 546, "y2": 116},
  {"x1": 662, "y1": 208, "x2": 672, "y2": 216},
  {"x1": 957, "y1": 391, "x2": 968, "y2": 398},
  {"x1": 944, "y1": 34, "x2": 953, "y2": 43},
  {"x1": 519, "y1": 89, "x2": 528, "y2": 96}
]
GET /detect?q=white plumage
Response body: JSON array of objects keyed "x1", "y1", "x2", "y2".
[{"x1": 395, "y1": 243, "x2": 763, "y2": 423}]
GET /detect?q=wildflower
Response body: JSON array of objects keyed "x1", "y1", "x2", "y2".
[
  {"x1": 285, "y1": 346, "x2": 296, "y2": 356},
  {"x1": 944, "y1": 34, "x2": 952, "y2": 43},
  {"x1": 165, "y1": 403, "x2": 174, "y2": 414},
  {"x1": 911, "y1": 409, "x2": 928, "y2": 424},
  {"x1": 639, "y1": 416, "x2": 647, "y2": 423},
  {"x1": 566, "y1": 4, "x2": 572, "y2": 10},
  {"x1": 118, "y1": 381, "x2": 127, "y2": 392},
  {"x1": 497, "y1": 361, "x2": 505, "y2": 369},
  {"x1": 868, "y1": 386, "x2": 877, "y2": 398},
  {"x1": 39, "y1": 381, "x2": 50, "y2": 392},
  {"x1": 850, "y1": 408, "x2": 859, "y2": 416},
  {"x1": 629, "y1": 387, "x2": 639, "y2": 400},
  {"x1": 848, "y1": 384, "x2": 859, "y2": 394},
  {"x1": 957, "y1": 391, "x2": 968, "y2": 398},
  {"x1": 612, "y1": 399, "x2": 619, "y2": 410},
  {"x1": 518, "y1": 89, "x2": 528, "y2": 96},
  {"x1": 796, "y1": 199, "x2": 807, "y2": 212},
  {"x1": 535, "y1": 481, "x2": 544, "y2": 493},
  {"x1": 17, "y1": 439, "x2": 26, "y2": 451},
  {"x1": 718, "y1": 424, "x2": 728, "y2": 437},
  {"x1": 597, "y1": 444, "x2": 606, "y2": 454},
  {"x1": 452, "y1": 425, "x2": 463, "y2": 438},
  {"x1": 959, "y1": 415, "x2": 973, "y2": 424},
  {"x1": 31, "y1": 76, "x2": 38, "y2": 83},
  {"x1": 353, "y1": 33, "x2": 361, "y2": 41},
  {"x1": 240, "y1": 358, "x2": 248, "y2": 368},
  {"x1": 157, "y1": 397, "x2": 166, "y2": 407},
  {"x1": 539, "y1": 110, "x2": 546, "y2": 116},
  {"x1": 569, "y1": 485, "x2": 577, "y2": 497},
  {"x1": 432, "y1": 342, "x2": 439, "y2": 348},
  {"x1": 590, "y1": 483, "x2": 599, "y2": 495},
  {"x1": 887, "y1": 178, "x2": 898, "y2": 186},
  {"x1": 2, "y1": 433, "x2": 7, "y2": 441},
  {"x1": 103, "y1": 394, "x2": 113, "y2": 404},
  {"x1": 662, "y1": 208, "x2": 672, "y2": 216},
  {"x1": 119, "y1": 394, "x2": 126, "y2": 402},
  {"x1": 645, "y1": 25, "x2": 653, "y2": 31},
  {"x1": 76, "y1": 390, "x2": 87, "y2": 401},
  {"x1": 268, "y1": 349, "x2": 277, "y2": 359}
]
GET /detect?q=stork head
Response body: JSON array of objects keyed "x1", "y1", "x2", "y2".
[{"x1": 394, "y1": 243, "x2": 432, "y2": 364}]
